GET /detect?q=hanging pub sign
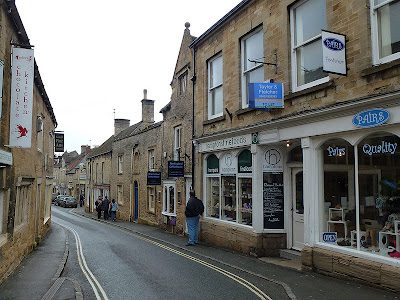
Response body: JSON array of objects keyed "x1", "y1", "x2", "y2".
[
  {"x1": 322, "y1": 30, "x2": 347, "y2": 75},
  {"x1": 147, "y1": 172, "x2": 161, "y2": 185},
  {"x1": 9, "y1": 47, "x2": 35, "y2": 148},
  {"x1": 55, "y1": 132, "x2": 64, "y2": 152},
  {"x1": 168, "y1": 161, "x2": 184, "y2": 177},
  {"x1": 352, "y1": 108, "x2": 390, "y2": 128},
  {"x1": 248, "y1": 82, "x2": 284, "y2": 109}
]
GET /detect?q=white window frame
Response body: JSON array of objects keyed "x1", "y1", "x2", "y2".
[
  {"x1": 118, "y1": 155, "x2": 123, "y2": 174},
  {"x1": 370, "y1": 0, "x2": 400, "y2": 65},
  {"x1": 162, "y1": 181, "x2": 176, "y2": 216},
  {"x1": 174, "y1": 126, "x2": 182, "y2": 161},
  {"x1": 241, "y1": 28, "x2": 264, "y2": 109},
  {"x1": 290, "y1": 0, "x2": 329, "y2": 92},
  {"x1": 148, "y1": 149, "x2": 155, "y2": 171},
  {"x1": 179, "y1": 72, "x2": 188, "y2": 95},
  {"x1": 208, "y1": 54, "x2": 223, "y2": 119},
  {"x1": 147, "y1": 187, "x2": 155, "y2": 213}
]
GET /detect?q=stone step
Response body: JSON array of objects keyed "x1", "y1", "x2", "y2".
[{"x1": 279, "y1": 249, "x2": 301, "y2": 261}]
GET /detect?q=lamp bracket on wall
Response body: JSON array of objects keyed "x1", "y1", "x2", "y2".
[{"x1": 248, "y1": 50, "x2": 277, "y2": 74}]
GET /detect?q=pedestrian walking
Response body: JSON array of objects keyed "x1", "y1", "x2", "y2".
[
  {"x1": 95, "y1": 196, "x2": 103, "y2": 219},
  {"x1": 80, "y1": 194, "x2": 84, "y2": 207},
  {"x1": 102, "y1": 196, "x2": 110, "y2": 220},
  {"x1": 110, "y1": 199, "x2": 119, "y2": 221},
  {"x1": 185, "y1": 190, "x2": 204, "y2": 246}
]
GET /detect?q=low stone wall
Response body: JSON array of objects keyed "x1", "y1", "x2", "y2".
[
  {"x1": 301, "y1": 246, "x2": 400, "y2": 293},
  {"x1": 200, "y1": 219, "x2": 286, "y2": 257}
]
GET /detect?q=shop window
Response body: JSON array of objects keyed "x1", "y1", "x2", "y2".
[
  {"x1": 321, "y1": 133, "x2": 400, "y2": 260},
  {"x1": 241, "y1": 28, "x2": 264, "y2": 108},
  {"x1": 370, "y1": 0, "x2": 400, "y2": 65},
  {"x1": 290, "y1": 0, "x2": 328, "y2": 92},
  {"x1": 207, "y1": 177, "x2": 220, "y2": 218},
  {"x1": 222, "y1": 176, "x2": 236, "y2": 222},
  {"x1": 322, "y1": 139, "x2": 355, "y2": 243},
  {"x1": 358, "y1": 133, "x2": 400, "y2": 257},
  {"x1": 163, "y1": 183, "x2": 176, "y2": 215},
  {"x1": 208, "y1": 54, "x2": 223, "y2": 119},
  {"x1": 238, "y1": 149, "x2": 252, "y2": 225}
]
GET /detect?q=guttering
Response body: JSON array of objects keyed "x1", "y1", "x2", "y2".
[{"x1": 189, "y1": 0, "x2": 252, "y2": 49}]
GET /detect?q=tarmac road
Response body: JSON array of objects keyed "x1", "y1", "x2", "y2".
[{"x1": 0, "y1": 205, "x2": 399, "y2": 300}]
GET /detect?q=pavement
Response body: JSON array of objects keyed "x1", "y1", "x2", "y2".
[{"x1": 0, "y1": 205, "x2": 397, "y2": 300}]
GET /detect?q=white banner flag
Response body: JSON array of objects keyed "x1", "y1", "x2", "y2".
[{"x1": 9, "y1": 47, "x2": 34, "y2": 148}]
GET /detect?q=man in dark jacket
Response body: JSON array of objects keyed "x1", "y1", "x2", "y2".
[
  {"x1": 185, "y1": 190, "x2": 204, "y2": 246},
  {"x1": 102, "y1": 196, "x2": 110, "y2": 220}
]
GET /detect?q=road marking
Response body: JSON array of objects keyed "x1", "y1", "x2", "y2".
[
  {"x1": 54, "y1": 220, "x2": 109, "y2": 300},
  {"x1": 68, "y1": 211, "x2": 272, "y2": 300}
]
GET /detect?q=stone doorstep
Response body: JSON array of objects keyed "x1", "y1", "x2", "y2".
[
  {"x1": 259, "y1": 256, "x2": 302, "y2": 271},
  {"x1": 279, "y1": 249, "x2": 301, "y2": 261}
]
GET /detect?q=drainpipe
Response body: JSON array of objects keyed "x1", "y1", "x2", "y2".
[{"x1": 191, "y1": 46, "x2": 197, "y2": 190}]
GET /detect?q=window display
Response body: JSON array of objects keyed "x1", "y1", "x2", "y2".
[
  {"x1": 207, "y1": 177, "x2": 220, "y2": 218},
  {"x1": 321, "y1": 133, "x2": 400, "y2": 260},
  {"x1": 222, "y1": 176, "x2": 236, "y2": 222},
  {"x1": 238, "y1": 178, "x2": 252, "y2": 225}
]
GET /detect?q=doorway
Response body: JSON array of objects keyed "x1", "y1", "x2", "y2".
[
  {"x1": 292, "y1": 168, "x2": 304, "y2": 250},
  {"x1": 134, "y1": 181, "x2": 139, "y2": 221}
]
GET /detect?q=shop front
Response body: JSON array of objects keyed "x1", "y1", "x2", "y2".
[
  {"x1": 198, "y1": 134, "x2": 288, "y2": 256},
  {"x1": 300, "y1": 104, "x2": 400, "y2": 290}
]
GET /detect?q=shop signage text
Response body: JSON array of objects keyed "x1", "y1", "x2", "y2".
[
  {"x1": 55, "y1": 133, "x2": 64, "y2": 152},
  {"x1": 352, "y1": 108, "x2": 390, "y2": 128},
  {"x1": 147, "y1": 172, "x2": 161, "y2": 185},
  {"x1": 322, "y1": 232, "x2": 337, "y2": 243},
  {"x1": 168, "y1": 161, "x2": 184, "y2": 177},
  {"x1": 248, "y1": 82, "x2": 284, "y2": 109},
  {"x1": 9, "y1": 47, "x2": 35, "y2": 148},
  {"x1": 363, "y1": 141, "x2": 397, "y2": 156},
  {"x1": 199, "y1": 135, "x2": 250, "y2": 153},
  {"x1": 327, "y1": 146, "x2": 346, "y2": 156},
  {"x1": 0, "y1": 149, "x2": 12, "y2": 165},
  {"x1": 322, "y1": 30, "x2": 347, "y2": 75}
]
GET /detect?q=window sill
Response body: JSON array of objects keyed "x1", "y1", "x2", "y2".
[
  {"x1": 285, "y1": 80, "x2": 335, "y2": 101},
  {"x1": 235, "y1": 107, "x2": 255, "y2": 116},
  {"x1": 203, "y1": 115, "x2": 226, "y2": 126},
  {"x1": 361, "y1": 58, "x2": 400, "y2": 77},
  {"x1": 162, "y1": 212, "x2": 176, "y2": 217}
]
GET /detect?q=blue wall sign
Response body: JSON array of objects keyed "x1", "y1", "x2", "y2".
[
  {"x1": 249, "y1": 82, "x2": 284, "y2": 109},
  {"x1": 322, "y1": 232, "x2": 337, "y2": 243},
  {"x1": 168, "y1": 161, "x2": 184, "y2": 177},
  {"x1": 147, "y1": 172, "x2": 161, "y2": 185},
  {"x1": 352, "y1": 108, "x2": 390, "y2": 128}
]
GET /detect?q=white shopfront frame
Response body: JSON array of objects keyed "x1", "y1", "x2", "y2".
[{"x1": 304, "y1": 117, "x2": 400, "y2": 266}]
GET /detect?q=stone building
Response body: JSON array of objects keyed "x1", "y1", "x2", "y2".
[
  {"x1": 190, "y1": 0, "x2": 400, "y2": 291},
  {"x1": 86, "y1": 136, "x2": 115, "y2": 212},
  {"x1": 157, "y1": 23, "x2": 196, "y2": 234},
  {"x1": 111, "y1": 93, "x2": 162, "y2": 223},
  {"x1": 0, "y1": 1, "x2": 57, "y2": 282}
]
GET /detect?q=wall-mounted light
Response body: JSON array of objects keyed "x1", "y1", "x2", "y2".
[{"x1": 286, "y1": 140, "x2": 290, "y2": 147}]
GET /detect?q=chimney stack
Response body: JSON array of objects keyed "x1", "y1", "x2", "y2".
[
  {"x1": 114, "y1": 119, "x2": 130, "y2": 135},
  {"x1": 141, "y1": 89, "x2": 154, "y2": 124}
]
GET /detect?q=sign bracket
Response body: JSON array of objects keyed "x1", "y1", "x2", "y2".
[{"x1": 248, "y1": 50, "x2": 277, "y2": 74}]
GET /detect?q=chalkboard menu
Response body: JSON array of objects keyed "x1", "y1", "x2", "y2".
[{"x1": 263, "y1": 172, "x2": 284, "y2": 229}]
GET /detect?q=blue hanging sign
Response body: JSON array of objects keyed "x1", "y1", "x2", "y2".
[
  {"x1": 248, "y1": 82, "x2": 284, "y2": 109},
  {"x1": 352, "y1": 108, "x2": 390, "y2": 128}
]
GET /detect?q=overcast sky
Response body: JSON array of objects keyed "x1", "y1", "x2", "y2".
[{"x1": 15, "y1": 0, "x2": 241, "y2": 154}]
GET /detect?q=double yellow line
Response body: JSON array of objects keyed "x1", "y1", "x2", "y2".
[{"x1": 71, "y1": 211, "x2": 272, "y2": 300}]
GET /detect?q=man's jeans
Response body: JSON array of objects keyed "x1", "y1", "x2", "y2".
[{"x1": 186, "y1": 216, "x2": 200, "y2": 245}]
